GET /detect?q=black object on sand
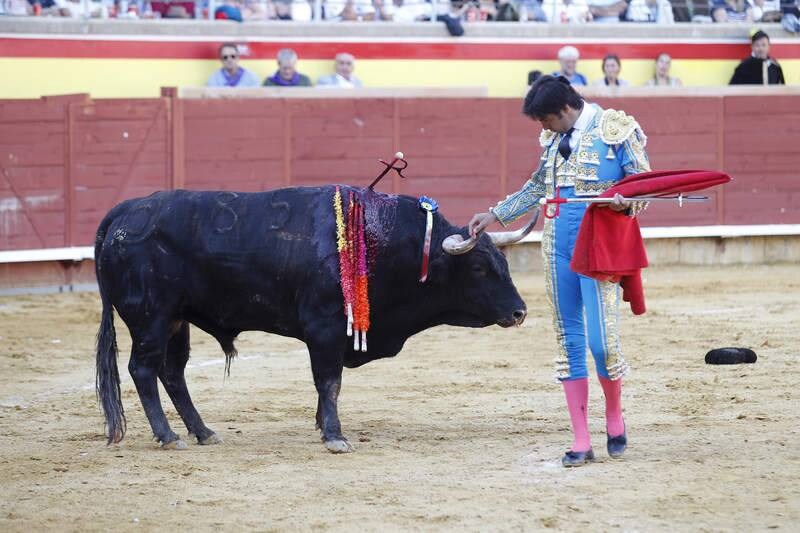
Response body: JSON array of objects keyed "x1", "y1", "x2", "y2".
[{"x1": 705, "y1": 347, "x2": 758, "y2": 365}]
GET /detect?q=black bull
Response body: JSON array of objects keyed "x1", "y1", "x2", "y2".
[{"x1": 95, "y1": 186, "x2": 527, "y2": 452}]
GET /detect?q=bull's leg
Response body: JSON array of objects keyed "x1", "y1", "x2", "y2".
[
  {"x1": 128, "y1": 323, "x2": 186, "y2": 449},
  {"x1": 158, "y1": 322, "x2": 222, "y2": 445},
  {"x1": 307, "y1": 334, "x2": 351, "y2": 453}
]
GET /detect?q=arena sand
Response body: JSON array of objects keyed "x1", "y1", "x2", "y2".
[{"x1": 0, "y1": 265, "x2": 798, "y2": 531}]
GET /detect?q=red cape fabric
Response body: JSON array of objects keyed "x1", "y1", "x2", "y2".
[{"x1": 570, "y1": 170, "x2": 731, "y2": 315}]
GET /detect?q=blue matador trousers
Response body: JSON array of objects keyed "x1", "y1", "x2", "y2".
[{"x1": 541, "y1": 186, "x2": 629, "y2": 382}]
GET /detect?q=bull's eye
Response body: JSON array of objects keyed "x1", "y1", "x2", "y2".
[{"x1": 471, "y1": 264, "x2": 487, "y2": 277}]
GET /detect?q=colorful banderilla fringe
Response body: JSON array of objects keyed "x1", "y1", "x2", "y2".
[{"x1": 333, "y1": 187, "x2": 370, "y2": 352}]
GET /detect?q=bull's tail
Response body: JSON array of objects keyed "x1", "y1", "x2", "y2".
[{"x1": 94, "y1": 215, "x2": 126, "y2": 444}]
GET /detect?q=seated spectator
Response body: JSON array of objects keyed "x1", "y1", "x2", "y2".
[
  {"x1": 215, "y1": 2, "x2": 244, "y2": 20},
  {"x1": 264, "y1": 48, "x2": 312, "y2": 87},
  {"x1": 516, "y1": 0, "x2": 548, "y2": 20},
  {"x1": 729, "y1": 29, "x2": 785, "y2": 84},
  {"x1": 207, "y1": 43, "x2": 261, "y2": 88},
  {"x1": 286, "y1": 0, "x2": 313, "y2": 19},
  {"x1": 711, "y1": 0, "x2": 753, "y2": 21},
  {"x1": 751, "y1": 0, "x2": 781, "y2": 20},
  {"x1": 27, "y1": 0, "x2": 71, "y2": 15},
  {"x1": 593, "y1": 54, "x2": 629, "y2": 86},
  {"x1": 323, "y1": 0, "x2": 376, "y2": 20},
  {"x1": 317, "y1": 53, "x2": 364, "y2": 88},
  {"x1": 541, "y1": 0, "x2": 592, "y2": 22},
  {"x1": 150, "y1": 0, "x2": 195, "y2": 17},
  {"x1": 553, "y1": 45, "x2": 588, "y2": 86},
  {"x1": 376, "y1": 0, "x2": 432, "y2": 21},
  {"x1": 645, "y1": 52, "x2": 683, "y2": 86},
  {"x1": 4, "y1": 0, "x2": 31, "y2": 14},
  {"x1": 783, "y1": 0, "x2": 800, "y2": 33},
  {"x1": 625, "y1": 0, "x2": 675, "y2": 22},
  {"x1": 587, "y1": 0, "x2": 627, "y2": 21},
  {"x1": 527, "y1": 69, "x2": 543, "y2": 88}
]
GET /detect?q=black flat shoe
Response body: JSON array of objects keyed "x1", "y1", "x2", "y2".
[
  {"x1": 607, "y1": 431, "x2": 627, "y2": 458},
  {"x1": 562, "y1": 448, "x2": 595, "y2": 467}
]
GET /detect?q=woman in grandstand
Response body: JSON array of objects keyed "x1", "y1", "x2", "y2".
[
  {"x1": 593, "y1": 54, "x2": 629, "y2": 87},
  {"x1": 645, "y1": 52, "x2": 683, "y2": 87}
]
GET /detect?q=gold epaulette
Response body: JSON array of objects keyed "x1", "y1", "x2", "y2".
[
  {"x1": 539, "y1": 129, "x2": 557, "y2": 147},
  {"x1": 599, "y1": 109, "x2": 646, "y2": 146}
]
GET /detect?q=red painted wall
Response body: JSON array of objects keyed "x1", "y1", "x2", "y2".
[{"x1": 2, "y1": 93, "x2": 799, "y2": 253}]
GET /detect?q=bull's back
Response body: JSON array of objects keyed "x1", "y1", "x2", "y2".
[{"x1": 95, "y1": 188, "x2": 340, "y2": 336}]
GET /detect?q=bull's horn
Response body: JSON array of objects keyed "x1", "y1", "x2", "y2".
[
  {"x1": 442, "y1": 234, "x2": 478, "y2": 255},
  {"x1": 487, "y1": 209, "x2": 540, "y2": 247}
]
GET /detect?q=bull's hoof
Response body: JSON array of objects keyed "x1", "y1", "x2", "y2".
[
  {"x1": 199, "y1": 433, "x2": 223, "y2": 445},
  {"x1": 324, "y1": 439, "x2": 354, "y2": 454},
  {"x1": 162, "y1": 439, "x2": 188, "y2": 450}
]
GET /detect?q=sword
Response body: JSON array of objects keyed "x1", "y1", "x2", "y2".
[
  {"x1": 539, "y1": 194, "x2": 708, "y2": 207},
  {"x1": 539, "y1": 192, "x2": 709, "y2": 218}
]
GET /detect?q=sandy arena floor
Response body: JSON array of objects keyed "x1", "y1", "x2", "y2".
[{"x1": 0, "y1": 265, "x2": 798, "y2": 531}]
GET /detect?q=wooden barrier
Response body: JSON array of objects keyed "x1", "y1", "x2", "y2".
[{"x1": 1, "y1": 88, "x2": 798, "y2": 261}]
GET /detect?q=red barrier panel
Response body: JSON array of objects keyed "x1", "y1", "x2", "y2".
[{"x1": 1, "y1": 93, "x2": 799, "y2": 252}]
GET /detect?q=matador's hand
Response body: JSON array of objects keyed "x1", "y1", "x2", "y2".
[
  {"x1": 468, "y1": 211, "x2": 498, "y2": 238},
  {"x1": 608, "y1": 193, "x2": 631, "y2": 212}
]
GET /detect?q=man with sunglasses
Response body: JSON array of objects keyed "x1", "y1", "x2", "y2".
[{"x1": 206, "y1": 43, "x2": 261, "y2": 88}]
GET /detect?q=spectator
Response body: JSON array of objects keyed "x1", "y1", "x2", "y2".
[
  {"x1": 323, "y1": 0, "x2": 376, "y2": 20},
  {"x1": 645, "y1": 52, "x2": 683, "y2": 86},
  {"x1": 206, "y1": 43, "x2": 261, "y2": 88},
  {"x1": 214, "y1": 2, "x2": 244, "y2": 20},
  {"x1": 783, "y1": 0, "x2": 800, "y2": 33},
  {"x1": 553, "y1": 46, "x2": 588, "y2": 86},
  {"x1": 264, "y1": 48, "x2": 312, "y2": 87},
  {"x1": 517, "y1": 0, "x2": 548, "y2": 20},
  {"x1": 527, "y1": 69, "x2": 543, "y2": 89},
  {"x1": 4, "y1": 0, "x2": 31, "y2": 14},
  {"x1": 26, "y1": 0, "x2": 71, "y2": 15},
  {"x1": 593, "y1": 54, "x2": 629, "y2": 86},
  {"x1": 376, "y1": 0, "x2": 432, "y2": 20},
  {"x1": 625, "y1": 0, "x2": 675, "y2": 22},
  {"x1": 541, "y1": 0, "x2": 592, "y2": 22},
  {"x1": 587, "y1": 0, "x2": 628, "y2": 21},
  {"x1": 317, "y1": 53, "x2": 364, "y2": 88},
  {"x1": 711, "y1": 0, "x2": 753, "y2": 21},
  {"x1": 751, "y1": 0, "x2": 781, "y2": 20},
  {"x1": 150, "y1": 0, "x2": 195, "y2": 17},
  {"x1": 729, "y1": 29, "x2": 785, "y2": 85}
]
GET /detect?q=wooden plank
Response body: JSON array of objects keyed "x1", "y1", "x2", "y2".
[
  {"x1": 291, "y1": 136, "x2": 392, "y2": 159},
  {"x1": 182, "y1": 99, "x2": 285, "y2": 119},
  {"x1": 185, "y1": 137, "x2": 284, "y2": 161},
  {"x1": 184, "y1": 159, "x2": 284, "y2": 189}
]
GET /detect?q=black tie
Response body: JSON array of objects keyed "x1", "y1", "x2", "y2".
[{"x1": 558, "y1": 128, "x2": 575, "y2": 161}]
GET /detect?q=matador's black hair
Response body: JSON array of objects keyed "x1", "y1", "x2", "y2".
[{"x1": 522, "y1": 75, "x2": 584, "y2": 120}]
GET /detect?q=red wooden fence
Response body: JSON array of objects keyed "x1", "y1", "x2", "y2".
[{"x1": 1, "y1": 92, "x2": 799, "y2": 253}]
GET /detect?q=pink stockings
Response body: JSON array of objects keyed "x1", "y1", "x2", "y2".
[
  {"x1": 598, "y1": 376, "x2": 625, "y2": 437},
  {"x1": 562, "y1": 376, "x2": 625, "y2": 452},
  {"x1": 562, "y1": 378, "x2": 591, "y2": 452}
]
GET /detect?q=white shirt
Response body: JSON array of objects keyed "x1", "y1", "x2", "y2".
[{"x1": 564, "y1": 102, "x2": 598, "y2": 153}]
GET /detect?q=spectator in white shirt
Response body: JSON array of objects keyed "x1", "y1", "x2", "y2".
[
  {"x1": 323, "y1": 0, "x2": 376, "y2": 20},
  {"x1": 376, "y1": 0, "x2": 432, "y2": 20},
  {"x1": 644, "y1": 52, "x2": 683, "y2": 86},
  {"x1": 541, "y1": 0, "x2": 592, "y2": 22},
  {"x1": 587, "y1": 0, "x2": 627, "y2": 21},
  {"x1": 317, "y1": 53, "x2": 364, "y2": 88},
  {"x1": 625, "y1": 0, "x2": 675, "y2": 22}
]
